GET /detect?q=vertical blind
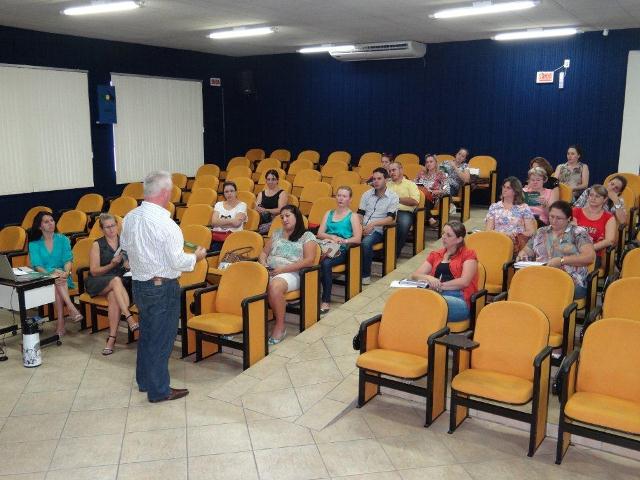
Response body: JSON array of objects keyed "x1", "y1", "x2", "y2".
[
  {"x1": 0, "y1": 64, "x2": 93, "y2": 194},
  {"x1": 111, "y1": 74, "x2": 204, "y2": 184}
]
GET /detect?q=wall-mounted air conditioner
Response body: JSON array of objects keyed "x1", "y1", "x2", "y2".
[{"x1": 329, "y1": 41, "x2": 426, "y2": 61}]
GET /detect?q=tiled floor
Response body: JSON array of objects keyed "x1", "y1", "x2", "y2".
[{"x1": 1, "y1": 207, "x2": 639, "y2": 479}]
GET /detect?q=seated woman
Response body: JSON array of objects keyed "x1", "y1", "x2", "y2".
[
  {"x1": 517, "y1": 201, "x2": 596, "y2": 299},
  {"x1": 554, "y1": 145, "x2": 589, "y2": 201},
  {"x1": 211, "y1": 181, "x2": 248, "y2": 251},
  {"x1": 572, "y1": 185, "x2": 616, "y2": 269},
  {"x1": 485, "y1": 176, "x2": 536, "y2": 253},
  {"x1": 414, "y1": 153, "x2": 450, "y2": 227},
  {"x1": 316, "y1": 186, "x2": 362, "y2": 314},
  {"x1": 84, "y1": 214, "x2": 137, "y2": 356},
  {"x1": 523, "y1": 166, "x2": 559, "y2": 226},
  {"x1": 366, "y1": 152, "x2": 394, "y2": 185},
  {"x1": 573, "y1": 175, "x2": 628, "y2": 224},
  {"x1": 256, "y1": 169, "x2": 288, "y2": 234},
  {"x1": 441, "y1": 148, "x2": 471, "y2": 196},
  {"x1": 258, "y1": 205, "x2": 317, "y2": 344},
  {"x1": 411, "y1": 220, "x2": 478, "y2": 322},
  {"x1": 529, "y1": 157, "x2": 559, "y2": 191},
  {"x1": 28, "y1": 211, "x2": 83, "y2": 337}
]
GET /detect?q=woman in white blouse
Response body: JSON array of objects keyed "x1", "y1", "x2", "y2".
[{"x1": 211, "y1": 181, "x2": 248, "y2": 250}]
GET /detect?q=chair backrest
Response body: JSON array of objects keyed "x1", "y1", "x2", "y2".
[
  {"x1": 270, "y1": 149, "x2": 291, "y2": 163},
  {"x1": 621, "y1": 248, "x2": 640, "y2": 278},
  {"x1": 196, "y1": 164, "x2": 221, "y2": 178},
  {"x1": 237, "y1": 191, "x2": 256, "y2": 209},
  {"x1": 296, "y1": 150, "x2": 320, "y2": 164},
  {"x1": 300, "y1": 182, "x2": 332, "y2": 203},
  {"x1": 165, "y1": 201, "x2": 175, "y2": 218},
  {"x1": 170, "y1": 185, "x2": 182, "y2": 203},
  {"x1": 179, "y1": 258, "x2": 208, "y2": 287},
  {"x1": 602, "y1": 277, "x2": 640, "y2": 322},
  {"x1": 245, "y1": 208, "x2": 260, "y2": 231},
  {"x1": 245, "y1": 148, "x2": 265, "y2": 162},
  {"x1": 436, "y1": 154, "x2": 454, "y2": 163},
  {"x1": 378, "y1": 289, "x2": 447, "y2": 357},
  {"x1": 287, "y1": 194, "x2": 299, "y2": 208},
  {"x1": 465, "y1": 231, "x2": 513, "y2": 289},
  {"x1": 255, "y1": 158, "x2": 281, "y2": 173},
  {"x1": 577, "y1": 318, "x2": 640, "y2": 403},
  {"x1": 395, "y1": 153, "x2": 419, "y2": 166},
  {"x1": 357, "y1": 158, "x2": 383, "y2": 180},
  {"x1": 0, "y1": 226, "x2": 26, "y2": 252},
  {"x1": 227, "y1": 165, "x2": 252, "y2": 180},
  {"x1": 57, "y1": 210, "x2": 88, "y2": 234},
  {"x1": 21, "y1": 206, "x2": 52, "y2": 231},
  {"x1": 331, "y1": 171, "x2": 361, "y2": 194},
  {"x1": 320, "y1": 162, "x2": 348, "y2": 178},
  {"x1": 180, "y1": 204, "x2": 213, "y2": 227},
  {"x1": 220, "y1": 230, "x2": 264, "y2": 260},
  {"x1": 287, "y1": 159, "x2": 314, "y2": 176},
  {"x1": 187, "y1": 188, "x2": 217, "y2": 206},
  {"x1": 349, "y1": 184, "x2": 373, "y2": 213},
  {"x1": 358, "y1": 152, "x2": 382, "y2": 165},
  {"x1": 216, "y1": 261, "x2": 269, "y2": 316},
  {"x1": 192, "y1": 175, "x2": 219, "y2": 192},
  {"x1": 468, "y1": 156, "x2": 497, "y2": 178},
  {"x1": 403, "y1": 163, "x2": 423, "y2": 181},
  {"x1": 75, "y1": 193, "x2": 104, "y2": 213},
  {"x1": 558, "y1": 183, "x2": 573, "y2": 202},
  {"x1": 227, "y1": 156, "x2": 250, "y2": 170},
  {"x1": 267, "y1": 215, "x2": 309, "y2": 237},
  {"x1": 257, "y1": 168, "x2": 287, "y2": 185},
  {"x1": 476, "y1": 262, "x2": 487, "y2": 290},
  {"x1": 255, "y1": 179, "x2": 292, "y2": 195},
  {"x1": 172, "y1": 173, "x2": 188, "y2": 190},
  {"x1": 292, "y1": 169, "x2": 322, "y2": 187},
  {"x1": 181, "y1": 224, "x2": 213, "y2": 251},
  {"x1": 508, "y1": 266, "x2": 575, "y2": 335},
  {"x1": 308, "y1": 197, "x2": 338, "y2": 226},
  {"x1": 122, "y1": 182, "x2": 144, "y2": 200},
  {"x1": 88, "y1": 215, "x2": 123, "y2": 238},
  {"x1": 327, "y1": 151, "x2": 351, "y2": 165},
  {"x1": 472, "y1": 301, "x2": 550, "y2": 381},
  {"x1": 232, "y1": 176, "x2": 255, "y2": 193},
  {"x1": 604, "y1": 172, "x2": 640, "y2": 208},
  {"x1": 108, "y1": 196, "x2": 138, "y2": 217},
  {"x1": 71, "y1": 237, "x2": 93, "y2": 283}
]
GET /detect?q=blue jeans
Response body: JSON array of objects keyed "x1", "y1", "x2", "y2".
[
  {"x1": 574, "y1": 285, "x2": 587, "y2": 300},
  {"x1": 361, "y1": 230, "x2": 383, "y2": 278},
  {"x1": 320, "y1": 249, "x2": 347, "y2": 303},
  {"x1": 395, "y1": 211, "x2": 414, "y2": 258},
  {"x1": 442, "y1": 289, "x2": 469, "y2": 322},
  {"x1": 133, "y1": 278, "x2": 180, "y2": 402}
]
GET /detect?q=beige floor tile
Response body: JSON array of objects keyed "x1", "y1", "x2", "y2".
[
  {"x1": 378, "y1": 432, "x2": 456, "y2": 470},
  {"x1": 254, "y1": 445, "x2": 328, "y2": 480},
  {"x1": 242, "y1": 353, "x2": 290, "y2": 380},
  {"x1": 361, "y1": 400, "x2": 425, "y2": 438},
  {"x1": 288, "y1": 340, "x2": 332, "y2": 364},
  {"x1": 208, "y1": 374, "x2": 260, "y2": 403},
  {"x1": 295, "y1": 381, "x2": 341, "y2": 412},
  {"x1": 79, "y1": 369, "x2": 134, "y2": 391},
  {"x1": 322, "y1": 333, "x2": 356, "y2": 357},
  {"x1": 185, "y1": 395, "x2": 245, "y2": 427},
  {"x1": 116, "y1": 458, "x2": 187, "y2": 480},
  {"x1": 11, "y1": 390, "x2": 76, "y2": 417},
  {"x1": 248, "y1": 418, "x2": 314, "y2": 450},
  {"x1": 460, "y1": 457, "x2": 588, "y2": 480},
  {"x1": 398, "y1": 465, "x2": 472, "y2": 480},
  {"x1": 0, "y1": 390, "x2": 21, "y2": 417},
  {"x1": 0, "y1": 413, "x2": 66, "y2": 443},
  {"x1": 72, "y1": 386, "x2": 131, "y2": 411},
  {"x1": 341, "y1": 295, "x2": 378, "y2": 312},
  {"x1": 241, "y1": 387, "x2": 302, "y2": 418},
  {"x1": 120, "y1": 428, "x2": 186, "y2": 464},
  {"x1": 125, "y1": 401, "x2": 186, "y2": 432},
  {"x1": 326, "y1": 374, "x2": 359, "y2": 404},
  {"x1": 294, "y1": 324, "x2": 336, "y2": 344},
  {"x1": 332, "y1": 473, "x2": 402, "y2": 480},
  {"x1": 49, "y1": 433, "x2": 122, "y2": 470},
  {"x1": 246, "y1": 368, "x2": 293, "y2": 393},
  {"x1": 62, "y1": 408, "x2": 128, "y2": 438},
  {"x1": 312, "y1": 410, "x2": 374, "y2": 444},
  {"x1": 318, "y1": 438, "x2": 394, "y2": 477},
  {"x1": 243, "y1": 410, "x2": 274, "y2": 422},
  {"x1": 187, "y1": 422, "x2": 251, "y2": 457},
  {"x1": 0, "y1": 440, "x2": 57, "y2": 475},
  {"x1": 188, "y1": 451, "x2": 258, "y2": 480},
  {"x1": 318, "y1": 309, "x2": 355, "y2": 327},
  {"x1": 267, "y1": 338, "x2": 308, "y2": 358},
  {"x1": 287, "y1": 358, "x2": 343, "y2": 388},
  {"x1": 325, "y1": 318, "x2": 360, "y2": 338},
  {"x1": 0, "y1": 473, "x2": 46, "y2": 480},
  {"x1": 45, "y1": 465, "x2": 118, "y2": 480},
  {"x1": 332, "y1": 353, "x2": 360, "y2": 377},
  {"x1": 295, "y1": 398, "x2": 351, "y2": 431},
  {"x1": 23, "y1": 368, "x2": 84, "y2": 394}
]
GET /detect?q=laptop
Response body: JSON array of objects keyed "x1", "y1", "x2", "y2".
[{"x1": 0, "y1": 255, "x2": 49, "y2": 283}]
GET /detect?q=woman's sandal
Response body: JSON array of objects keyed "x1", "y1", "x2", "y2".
[
  {"x1": 102, "y1": 335, "x2": 117, "y2": 356},
  {"x1": 125, "y1": 314, "x2": 139, "y2": 332}
]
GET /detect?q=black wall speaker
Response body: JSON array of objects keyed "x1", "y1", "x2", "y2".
[{"x1": 237, "y1": 70, "x2": 256, "y2": 96}]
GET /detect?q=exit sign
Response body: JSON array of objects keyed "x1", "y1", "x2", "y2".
[
  {"x1": 210, "y1": 77, "x2": 221, "y2": 87},
  {"x1": 536, "y1": 71, "x2": 554, "y2": 84}
]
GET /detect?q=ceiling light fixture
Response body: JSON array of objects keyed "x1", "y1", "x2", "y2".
[
  {"x1": 62, "y1": 1, "x2": 143, "y2": 16},
  {"x1": 494, "y1": 27, "x2": 580, "y2": 41},
  {"x1": 208, "y1": 26, "x2": 276, "y2": 40},
  {"x1": 432, "y1": 1, "x2": 538, "y2": 19},
  {"x1": 298, "y1": 45, "x2": 355, "y2": 54}
]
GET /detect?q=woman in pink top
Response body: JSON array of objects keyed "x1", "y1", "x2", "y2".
[{"x1": 523, "y1": 166, "x2": 558, "y2": 226}]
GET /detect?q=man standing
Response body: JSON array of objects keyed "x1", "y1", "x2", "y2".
[
  {"x1": 357, "y1": 167, "x2": 399, "y2": 285},
  {"x1": 120, "y1": 171, "x2": 207, "y2": 403},
  {"x1": 387, "y1": 162, "x2": 420, "y2": 257}
]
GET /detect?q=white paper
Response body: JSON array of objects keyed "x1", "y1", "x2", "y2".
[
  {"x1": 123, "y1": 271, "x2": 132, "y2": 277},
  {"x1": 390, "y1": 279, "x2": 429, "y2": 289},
  {"x1": 12, "y1": 268, "x2": 28, "y2": 276},
  {"x1": 514, "y1": 261, "x2": 546, "y2": 269}
]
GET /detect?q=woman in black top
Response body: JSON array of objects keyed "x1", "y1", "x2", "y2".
[{"x1": 256, "y1": 169, "x2": 288, "y2": 234}]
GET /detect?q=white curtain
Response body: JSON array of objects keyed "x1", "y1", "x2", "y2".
[
  {"x1": 0, "y1": 65, "x2": 93, "y2": 194},
  {"x1": 111, "y1": 74, "x2": 204, "y2": 184}
]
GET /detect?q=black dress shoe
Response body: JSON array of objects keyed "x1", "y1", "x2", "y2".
[{"x1": 149, "y1": 387, "x2": 189, "y2": 403}]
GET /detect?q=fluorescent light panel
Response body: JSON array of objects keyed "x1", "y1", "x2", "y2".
[
  {"x1": 62, "y1": 1, "x2": 141, "y2": 16},
  {"x1": 494, "y1": 27, "x2": 580, "y2": 41},
  {"x1": 432, "y1": 1, "x2": 538, "y2": 19},
  {"x1": 298, "y1": 45, "x2": 355, "y2": 54},
  {"x1": 208, "y1": 26, "x2": 275, "y2": 39}
]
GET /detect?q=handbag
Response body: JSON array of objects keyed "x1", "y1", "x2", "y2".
[
  {"x1": 221, "y1": 246, "x2": 254, "y2": 264},
  {"x1": 211, "y1": 230, "x2": 232, "y2": 243},
  {"x1": 318, "y1": 239, "x2": 341, "y2": 260}
]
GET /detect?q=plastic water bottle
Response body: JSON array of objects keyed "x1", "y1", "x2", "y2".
[{"x1": 22, "y1": 318, "x2": 42, "y2": 368}]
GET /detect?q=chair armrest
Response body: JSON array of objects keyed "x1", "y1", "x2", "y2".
[
  {"x1": 299, "y1": 264, "x2": 321, "y2": 277},
  {"x1": 192, "y1": 284, "x2": 219, "y2": 315},
  {"x1": 493, "y1": 291, "x2": 507, "y2": 302},
  {"x1": 427, "y1": 326, "x2": 450, "y2": 346},
  {"x1": 434, "y1": 333, "x2": 479, "y2": 351},
  {"x1": 580, "y1": 305, "x2": 602, "y2": 343},
  {"x1": 533, "y1": 346, "x2": 553, "y2": 368},
  {"x1": 174, "y1": 202, "x2": 187, "y2": 208},
  {"x1": 469, "y1": 288, "x2": 488, "y2": 330},
  {"x1": 357, "y1": 314, "x2": 382, "y2": 354},
  {"x1": 562, "y1": 302, "x2": 578, "y2": 327},
  {"x1": 181, "y1": 281, "x2": 208, "y2": 295},
  {"x1": 241, "y1": 292, "x2": 268, "y2": 309},
  {"x1": 555, "y1": 348, "x2": 580, "y2": 403},
  {"x1": 76, "y1": 267, "x2": 90, "y2": 294},
  {"x1": 3, "y1": 249, "x2": 27, "y2": 258},
  {"x1": 501, "y1": 260, "x2": 515, "y2": 292}
]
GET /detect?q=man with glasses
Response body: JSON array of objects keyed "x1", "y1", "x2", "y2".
[{"x1": 388, "y1": 162, "x2": 420, "y2": 257}]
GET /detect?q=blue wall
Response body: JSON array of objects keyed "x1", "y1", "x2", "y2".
[{"x1": 227, "y1": 29, "x2": 640, "y2": 184}]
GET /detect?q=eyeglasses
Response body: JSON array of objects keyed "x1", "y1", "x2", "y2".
[
  {"x1": 548, "y1": 215, "x2": 568, "y2": 221},
  {"x1": 102, "y1": 224, "x2": 117, "y2": 229}
]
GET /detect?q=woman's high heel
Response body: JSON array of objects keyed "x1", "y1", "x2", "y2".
[
  {"x1": 125, "y1": 314, "x2": 139, "y2": 332},
  {"x1": 102, "y1": 335, "x2": 117, "y2": 356}
]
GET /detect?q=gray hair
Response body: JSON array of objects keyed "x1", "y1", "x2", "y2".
[
  {"x1": 97, "y1": 213, "x2": 116, "y2": 228},
  {"x1": 143, "y1": 170, "x2": 172, "y2": 197}
]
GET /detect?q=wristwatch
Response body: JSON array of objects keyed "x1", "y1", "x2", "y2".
[
  {"x1": 614, "y1": 202, "x2": 622, "y2": 209},
  {"x1": 560, "y1": 257, "x2": 565, "y2": 266}
]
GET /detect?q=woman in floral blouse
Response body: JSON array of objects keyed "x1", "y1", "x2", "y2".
[
  {"x1": 415, "y1": 153, "x2": 450, "y2": 226},
  {"x1": 554, "y1": 145, "x2": 589, "y2": 201}
]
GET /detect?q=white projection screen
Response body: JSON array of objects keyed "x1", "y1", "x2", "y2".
[
  {"x1": 111, "y1": 73, "x2": 204, "y2": 184},
  {"x1": 619, "y1": 51, "x2": 640, "y2": 173},
  {"x1": 0, "y1": 64, "x2": 93, "y2": 194}
]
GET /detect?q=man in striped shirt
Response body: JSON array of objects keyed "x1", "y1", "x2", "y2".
[{"x1": 121, "y1": 171, "x2": 207, "y2": 403}]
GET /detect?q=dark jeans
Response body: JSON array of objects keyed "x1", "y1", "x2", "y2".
[
  {"x1": 361, "y1": 230, "x2": 383, "y2": 277},
  {"x1": 320, "y1": 249, "x2": 347, "y2": 303},
  {"x1": 395, "y1": 210, "x2": 414, "y2": 258},
  {"x1": 133, "y1": 278, "x2": 180, "y2": 402}
]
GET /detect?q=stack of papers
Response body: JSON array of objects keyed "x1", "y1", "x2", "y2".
[
  {"x1": 514, "y1": 261, "x2": 546, "y2": 269},
  {"x1": 390, "y1": 279, "x2": 429, "y2": 289}
]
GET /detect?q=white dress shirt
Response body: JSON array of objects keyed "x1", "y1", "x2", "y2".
[{"x1": 120, "y1": 201, "x2": 196, "y2": 281}]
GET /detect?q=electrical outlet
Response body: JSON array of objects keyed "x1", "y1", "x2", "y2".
[{"x1": 564, "y1": 59, "x2": 570, "y2": 69}]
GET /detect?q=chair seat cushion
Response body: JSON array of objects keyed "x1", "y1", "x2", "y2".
[
  {"x1": 548, "y1": 332, "x2": 562, "y2": 348},
  {"x1": 356, "y1": 349, "x2": 427, "y2": 379},
  {"x1": 575, "y1": 297, "x2": 585, "y2": 310},
  {"x1": 372, "y1": 243, "x2": 383, "y2": 251},
  {"x1": 448, "y1": 320, "x2": 470, "y2": 333},
  {"x1": 79, "y1": 292, "x2": 108, "y2": 307},
  {"x1": 565, "y1": 392, "x2": 640, "y2": 434},
  {"x1": 451, "y1": 369, "x2": 533, "y2": 405},
  {"x1": 285, "y1": 290, "x2": 300, "y2": 301},
  {"x1": 208, "y1": 267, "x2": 225, "y2": 277},
  {"x1": 187, "y1": 313, "x2": 242, "y2": 335},
  {"x1": 332, "y1": 264, "x2": 346, "y2": 273}
]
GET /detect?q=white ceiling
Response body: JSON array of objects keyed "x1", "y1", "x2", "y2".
[{"x1": 0, "y1": 0, "x2": 639, "y2": 57}]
